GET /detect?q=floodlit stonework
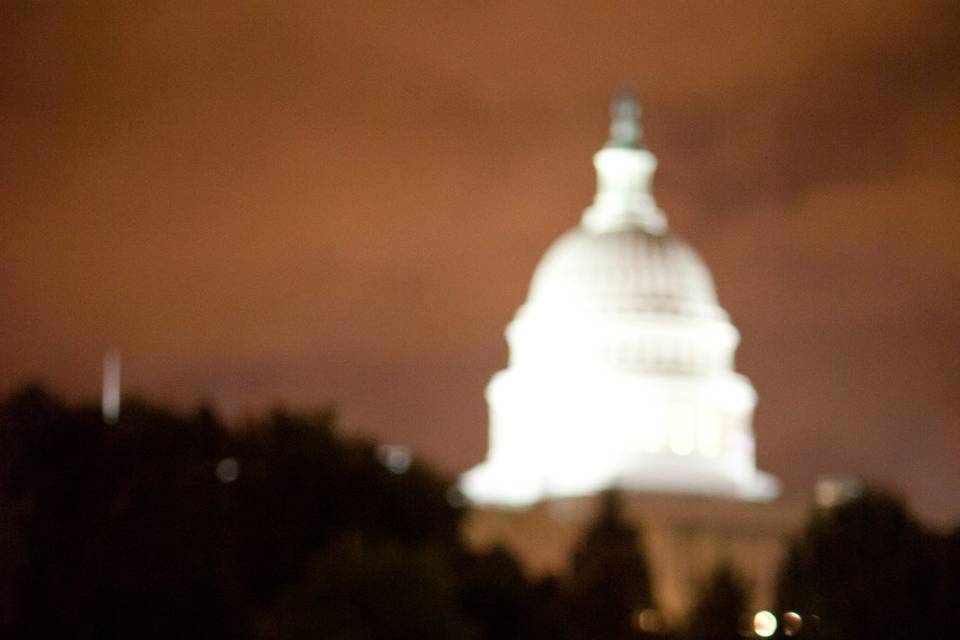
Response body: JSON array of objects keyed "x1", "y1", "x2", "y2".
[
  {"x1": 460, "y1": 96, "x2": 805, "y2": 619},
  {"x1": 464, "y1": 492, "x2": 807, "y2": 622},
  {"x1": 461, "y1": 96, "x2": 777, "y2": 506}
]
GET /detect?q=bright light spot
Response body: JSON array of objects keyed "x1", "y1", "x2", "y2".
[
  {"x1": 215, "y1": 457, "x2": 240, "y2": 483},
  {"x1": 635, "y1": 609, "x2": 664, "y2": 633},
  {"x1": 378, "y1": 445, "x2": 411, "y2": 474},
  {"x1": 815, "y1": 475, "x2": 862, "y2": 507},
  {"x1": 782, "y1": 611, "x2": 803, "y2": 637},
  {"x1": 753, "y1": 611, "x2": 777, "y2": 637}
]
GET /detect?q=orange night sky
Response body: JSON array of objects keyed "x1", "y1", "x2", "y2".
[{"x1": 2, "y1": 2, "x2": 959, "y2": 523}]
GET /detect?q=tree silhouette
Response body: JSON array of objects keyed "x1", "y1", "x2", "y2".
[
  {"x1": 455, "y1": 544, "x2": 569, "y2": 640},
  {"x1": 685, "y1": 563, "x2": 749, "y2": 640},
  {"x1": 265, "y1": 535, "x2": 476, "y2": 640},
  {"x1": 932, "y1": 526, "x2": 960, "y2": 640},
  {"x1": 775, "y1": 490, "x2": 939, "y2": 640},
  {"x1": 0, "y1": 384, "x2": 475, "y2": 638},
  {"x1": 565, "y1": 490, "x2": 657, "y2": 640}
]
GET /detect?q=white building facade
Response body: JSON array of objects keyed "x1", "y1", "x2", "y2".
[{"x1": 461, "y1": 97, "x2": 778, "y2": 506}]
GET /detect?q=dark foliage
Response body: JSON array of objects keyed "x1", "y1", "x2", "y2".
[
  {"x1": 455, "y1": 544, "x2": 569, "y2": 640},
  {"x1": 564, "y1": 490, "x2": 658, "y2": 640},
  {"x1": 4, "y1": 385, "x2": 956, "y2": 639},
  {"x1": 775, "y1": 491, "x2": 942, "y2": 640},
  {"x1": 264, "y1": 535, "x2": 475, "y2": 640},
  {"x1": 932, "y1": 527, "x2": 960, "y2": 640},
  {"x1": 0, "y1": 385, "x2": 472, "y2": 639},
  {"x1": 684, "y1": 563, "x2": 749, "y2": 640}
]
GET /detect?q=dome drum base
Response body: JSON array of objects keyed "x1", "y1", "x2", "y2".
[{"x1": 461, "y1": 458, "x2": 779, "y2": 508}]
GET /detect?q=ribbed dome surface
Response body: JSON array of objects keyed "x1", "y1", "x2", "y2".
[{"x1": 528, "y1": 227, "x2": 724, "y2": 320}]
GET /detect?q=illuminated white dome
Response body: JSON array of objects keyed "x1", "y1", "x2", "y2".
[
  {"x1": 529, "y1": 228, "x2": 724, "y2": 324},
  {"x1": 513, "y1": 228, "x2": 735, "y2": 377},
  {"x1": 461, "y1": 96, "x2": 778, "y2": 506}
]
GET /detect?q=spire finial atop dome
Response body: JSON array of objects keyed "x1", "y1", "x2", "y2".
[
  {"x1": 582, "y1": 91, "x2": 666, "y2": 234},
  {"x1": 607, "y1": 89, "x2": 642, "y2": 149}
]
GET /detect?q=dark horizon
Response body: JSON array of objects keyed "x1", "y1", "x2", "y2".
[{"x1": 3, "y1": 2, "x2": 959, "y2": 524}]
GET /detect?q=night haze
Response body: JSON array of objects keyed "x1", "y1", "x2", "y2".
[{"x1": 2, "y1": 1, "x2": 960, "y2": 525}]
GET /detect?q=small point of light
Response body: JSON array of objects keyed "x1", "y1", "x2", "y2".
[
  {"x1": 377, "y1": 445, "x2": 411, "y2": 474},
  {"x1": 753, "y1": 611, "x2": 777, "y2": 638},
  {"x1": 815, "y1": 475, "x2": 862, "y2": 507},
  {"x1": 782, "y1": 611, "x2": 803, "y2": 637},
  {"x1": 215, "y1": 457, "x2": 240, "y2": 483},
  {"x1": 635, "y1": 609, "x2": 664, "y2": 633}
]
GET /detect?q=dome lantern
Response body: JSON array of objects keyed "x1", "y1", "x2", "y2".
[
  {"x1": 582, "y1": 94, "x2": 667, "y2": 234},
  {"x1": 606, "y1": 91, "x2": 642, "y2": 149}
]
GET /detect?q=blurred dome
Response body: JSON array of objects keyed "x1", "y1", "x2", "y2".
[
  {"x1": 460, "y1": 94, "x2": 778, "y2": 506},
  {"x1": 528, "y1": 226, "x2": 723, "y2": 321}
]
